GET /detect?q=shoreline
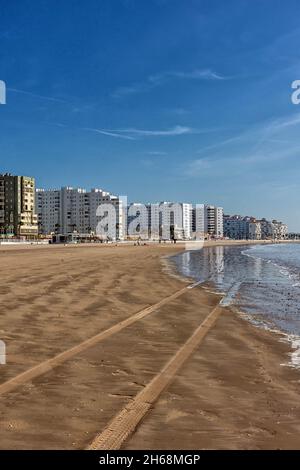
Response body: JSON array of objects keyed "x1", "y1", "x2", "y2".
[
  {"x1": 167, "y1": 241, "x2": 300, "y2": 370},
  {"x1": 0, "y1": 237, "x2": 299, "y2": 250},
  {"x1": 0, "y1": 244, "x2": 299, "y2": 448}
]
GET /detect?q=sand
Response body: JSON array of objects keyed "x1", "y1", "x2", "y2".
[{"x1": 0, "y1": 243, "x2": 299, "y2": 449}]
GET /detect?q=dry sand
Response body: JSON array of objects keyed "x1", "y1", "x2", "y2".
[{"x1": 0, "y1": 243, "x2": 299, "y2": 449}]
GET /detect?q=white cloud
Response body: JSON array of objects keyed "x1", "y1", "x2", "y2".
[
  {"x1": 8, "y1": 87, "x2": 66, "y2": 104},
  {"x1": 83, "y1": 127, "x2": 137, "y2": 140},
  {"x1": 264, "y1": 112, "x2": 300, "y2": 132},
  {"x1": 185, "y1": 110, "x2": 300, "y2": 179},
  {"x1": 149, "y1": 69, "x2": 227, "y2": 84},
  {"x1": 56, "y1": 124, "x2": 213, "y2": 140},
  {"x1": 82, "y1": 125, "x2": 193, "y2": 139},
  {"x1": 114, "y1": 125, "x2": 193, "y2": 136},
  {"x1": 108, "y1": 125, "x2": 221, "y2": 138},
  {"x1": 113, "y1": 68, "x2": 229, "y2": 97}
]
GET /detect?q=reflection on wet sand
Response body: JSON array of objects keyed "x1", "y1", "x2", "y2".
[{"x1": 174, "y1": 244, "x2": 300, "y2": 336}]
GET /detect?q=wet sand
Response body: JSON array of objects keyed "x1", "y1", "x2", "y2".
[{"x1": 0, "y1": 244, "x2": 299, "y2": 449}]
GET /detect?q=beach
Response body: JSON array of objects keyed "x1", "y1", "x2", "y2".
[{"x1": 0, "y1": 243, "x2": 299, "y2": 449}]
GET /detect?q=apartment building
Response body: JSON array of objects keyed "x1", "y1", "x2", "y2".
[
  {"x1": 89, "y1": 189, "x2": 123, "y2": 240},
  {"x1": 248, "y1": 220, "x2": 262, "y2": 240},
  {"x1": 260, "y1": 218, "x2": 288, "y2": 240},
  {"x1": 127, "y1": 203, "x2": 150, "y2": 239},
  {"x1": 288, "y1": 233, "x2": 300, "y2": 240},
  {"x1": 224, "y1": 214, "x2": 288, "y2": 240},
  {"x1": 127, "y1": 202, "x2": 192, "y2": 240},
  {"x1": 0, "y1": 173, "x2": 38, "y2": 237},
  {"x1": 36, "y1": 188, "x2": 60, "y2": 235},
  {"x1": 223, "y1": 215, "x2": 256, "y2": 240},
  {"x1": 36, "y1": 186, "x2": 123, "y2": 240},
  {"x1": 274, "y1": 221, "x2": 288, "y2": 239},
  {"x1": 192, "y1": 204, "x2": 224, "y2": 239}
]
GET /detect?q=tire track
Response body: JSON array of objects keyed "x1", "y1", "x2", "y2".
[
  {"x1": 0, "y1": 285, "x2": 189, "y2": 397},
  {"x1": 86, "y1": 302, "x2": 223, "y2": 450}
]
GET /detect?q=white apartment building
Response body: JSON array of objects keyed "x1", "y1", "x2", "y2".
[
  {"x1": 127, "y1": 201, "x2": 192, "y2": 240},
  {"x1": 224, "y1": 214, "x2": 288, "y2": 240},
  {"x1": 192, "y1": 204, "x2": 224, "y2": 239},
  {"x1": 154, "y1": 202, "x2": 192, "y2": 240},
  {"x1": 248, "y1": 220, "x2": 262, "y2": 240},
  {"x1": 36, "y1": 188, "x2": 60, "y2": 235},
  {"x1": 273, "y1": 220, "x2": 288, "y2": 239},
  {"x1": 215, "y1": 206, "x2": 224, "y2": 238},
  {"x1": 89, "y1": 189, "x2": 123, "y2": 240},
  {"x1": 36, "y1": 187, "x2": 123, "y2": 240},
  {"x1": 127, "y1": 203, "x2": 150, "y2": 239},
  {"x1": 260, "y1": 218, "x2": 288, "y2": 240}
]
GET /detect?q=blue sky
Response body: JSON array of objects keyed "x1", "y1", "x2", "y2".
[{"x1": 1, "y1": 0, "x2": 300, "y2": 230}]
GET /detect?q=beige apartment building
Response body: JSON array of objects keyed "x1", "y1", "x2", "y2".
[{"x1": 0, "y1": 173, "x2": 38, "y2": 238}]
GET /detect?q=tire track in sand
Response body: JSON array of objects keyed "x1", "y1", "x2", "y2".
[
  {"x1": 0, "y1": 285, "x2": 190, "y2": 397},
  {"x1": 86, "y1": 302, "x2": 223, "y2": 450}
]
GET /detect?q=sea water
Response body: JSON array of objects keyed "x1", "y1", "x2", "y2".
[{"x1": 173, "y1": 243, "x2": 300, "y2": 337}]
